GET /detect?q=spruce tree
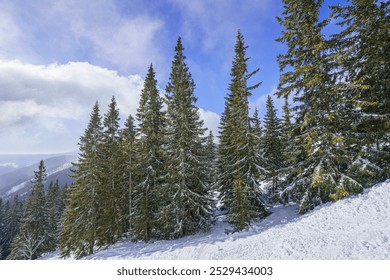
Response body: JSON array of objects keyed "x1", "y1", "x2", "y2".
[
  {"x1": 160, "y1": 37, "x2": 213, "y2": 239},
  {"x1": 205, "y1": 130, "x2": 218, "y2": 190},
  {"x1": 331, "y1": 0, "x2": 390, "y2": 183},
  {"x1": 131, "y1": 64, "x2": 166, "y2": 242},
  {"x1": 276, "y1": 0, "x2": 362, "y2": 214},
  {"x1": 251, "y1": 107, "x2": 263, "y2": 152},
  {"x1": 263, "y1": 96, "x2": 283, "y2": 198},
  {"x1": 120, "y1": 114, "x2": 137, "y2": 235},
  {"x1": 0, "y1": 196, "x2": 24, "y2": 259},
  {"x1": 46, "y1": 180, "x2": 62, "y2": 251},
  {"x1": 8, "y1": 160, "x2": 50, "y2": 259},
  {"x1": 278, "y1": 96, "x2": 297, "y2": 202},
  {"x1": 280, "y1": 97, "x2": 294, "y2": 166},
  {"x1": 0, "y1": 198, "x2": 4, "y2": 259},
  {"x1": 216, "y1": 31, "x2": 268, "y2": 232},
  {"x1": 59, "y1": 102, "x2": 103, "y2": 258},
  {"x1": 98, "y1": 96, "x2": 125, "y2": 244}
]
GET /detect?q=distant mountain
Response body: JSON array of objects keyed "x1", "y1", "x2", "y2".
[{"x1": 0, "y1": 153, "x2": 78, "y2": 200}]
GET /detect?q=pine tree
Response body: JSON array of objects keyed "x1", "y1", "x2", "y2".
[
  {"x1": 262, "y1": 96, "x2": 283, "y2": 198},
  {"x1": 98, "y1": 96, "x2": 125, "y2": 244},
  {"x1": 278, "y1": 96, "x2": 297, "y2": 203},
  {"x1": 205, "y1": 130, "x2": 218, "y2": 190},
  {"x1": 216, "y1": 31, "x2": 268, "y2": 232},
  {"x1": 0, "y1": 198, "x2": 4, "y2": 259},
  {"x1": 280, "y1": 97, "x2": 295, "y2": 165},
  {"x1": 331, "y1": 0, "x2": 390, "y2": 183},
  {"x1": 276, "y1": 0, "x2": 362, "y2": 214},
  {"x1": 131, "y1": 64, "x2": 166, "y2": 242},
  {"x1": 0, "y1": 196, "x2": 24, "y2": 259},
  {"x1": 120, "y1": 115, "x2": 137, "y2": 235},
  {"x1": 8, "y1": 160, "x2": 50, "y2": 260},
  {"x1": 59, "y1": 102, "x2": 103, "y2": 258},
  {"x1": 160, "y1": 37, "x2": 213, "y2": 239},
  {"x1": 251, "y1": 107, "x2": 263, "y2": 151},
  {"x1": 46, "y1": 180, "x2": 62, "y2": 251}
]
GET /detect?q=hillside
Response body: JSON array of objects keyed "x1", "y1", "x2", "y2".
[
  {"x1": 43, "y1": 180, "x2": 390, "y2": 260},
  {"x1": 0, "y1": 153, "x2": 77, "y2": 199}
]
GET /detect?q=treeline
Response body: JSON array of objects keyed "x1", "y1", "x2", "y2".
[
  {"x1": 1, "y1": 0, "x2": 388, "y2": 260},
  {"x1": 0, "y1": 162, "x2": 68, "y2": 260}
]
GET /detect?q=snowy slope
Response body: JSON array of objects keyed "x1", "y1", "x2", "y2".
[
  {"x1": 43, "y1": 180, "x2": 390, "y2": 260},
  {"x1": 0, "y1": 154, "x2": 77, "y2": 199}
]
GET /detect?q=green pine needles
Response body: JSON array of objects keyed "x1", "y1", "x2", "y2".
[{"x1": 217, "y1": 31, "x2": 269, "y2": 232}]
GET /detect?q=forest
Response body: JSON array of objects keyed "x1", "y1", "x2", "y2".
[{"x1": 0, "y1": 0, "x2": 389, "y2": 260}]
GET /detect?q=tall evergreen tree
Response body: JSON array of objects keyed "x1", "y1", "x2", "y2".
[
  {"x1": 60, "y1": 102, "x2": 104, "y2": 258},
  {"x1": 98, "y1": 96, "x2": 125, "y2": 244},
  {"x1": 251, "y1": 107, "x2": 263, "y2": 152},
  {"x1": 216, "y1": 31, "x2": 268, "y2": 232},
  {"x1": 205, "y1": 130, "x2": 218, "y2": 190},
  {"x1": 280, "y1": 96, "x2": 295, "y2": 165},
  {"x1": 46, "y1": 180, "x2": 63, "y2": 251},
  {"x1": 131, "y1": 64, "x2": 166, "y2": 242},
  {"x1": 0, "y1": 196, "x2": 24, "y2": 259},
  {"x1": 276, "y1": 0, "x2": 362, "y2": 214},
  {"x1": 331, "y1": 0, "x2": 390, "y2": 182},
  {"x1": 160, "y1": 37, "x2": 213, "y2": 239},
  {"x1": 8, "y1": 160, "x2": 49, "y2": 260},
  {"x1": 262, "y1": 96, "x2": 283, "y2": 198},
  {"x1": 278, "y1": 96, "x2": 297, "y2": 202},
  {"x1": 0, "y1": 198, "x2": 4, "y2": 259},
  {"x1": 120, "y1": 115, "x2": 137, "y2": 235}
]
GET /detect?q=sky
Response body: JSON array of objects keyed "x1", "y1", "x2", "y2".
[{"x1": 0, "y1": 0, "x2": 344, "y2": 154}]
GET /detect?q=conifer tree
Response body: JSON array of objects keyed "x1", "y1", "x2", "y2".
[
  {"x1": 46, "y1": 180, "x2": 62, "y2": 251},
  {"x1": 160, "y1": 37, "x2": 213, "y2": 239},
  {"x1": 251, "y1": 107, "x2": 263, "y2": 151},
  {"x1": 263, "y1": 96, "x2": 283, "y2": 198},
  {"x1": 8, "y1": 160, "x2": 49, "y2": 259},
  {"x1": 331, "y1": 0, "x2": 390, "y2": 182},
  {"x1": 120, "y1": 115, "x2": 137, "y2": 235},
  {"x1": 278, "y1": 96, "x2": 297, "y2": 202},
  {"x1": 276, "y1": 0, "x2": 362, "y2": 213},
  {"x1": 0, "y1": 196, "x2": 24, "y2": 259},
  {"x1": 216, "y1": 31, "x2": 268, "y2": 231},
  {"x1": 280, "y1": 96, "x2": 294, "y2": 165},
  {"x1": 0, "y1": 198, "x2": 4, "y2": 259},
  {"x1": 98, "y1": 96, "x2": 125, "y2": 244},
  {"x1": 60, "y1": 102, "x2": 103, "y2": 258},
  {"x1": 131, "y1": 64, "x2": 166, "y2": 241},
  {"x1": 205, "y1": 130, "x2": 218, "y2": 190}
]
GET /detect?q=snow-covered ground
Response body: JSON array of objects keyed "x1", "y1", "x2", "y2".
[{"x1": 43, "y1": 180, "x2": 390, "y2": 260}]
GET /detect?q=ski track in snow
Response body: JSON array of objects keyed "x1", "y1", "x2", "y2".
[{"x1": 43, "y1": 180, "x2": 390, "y2": 260}]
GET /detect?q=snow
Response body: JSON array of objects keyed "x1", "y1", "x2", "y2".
[
  {"x1": 6, "y1": 182, "x2": 26, "y2": 196},
  {"x1": 0, "y1": 162, "x2": 19, "y2": 168},
  {"x1": 3, "y1": 162, "x2": 73, "y2": 197},
  {"x1": 46, "y1": 162, "x2": 73, "y2": 176},
  {"x1": 42, "y1": 180, "x2": 390, "y2": 260}
]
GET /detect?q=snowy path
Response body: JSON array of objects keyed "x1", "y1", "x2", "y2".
[{"x1": 43, "y1": 180, "x2": 390, "y2": 260}]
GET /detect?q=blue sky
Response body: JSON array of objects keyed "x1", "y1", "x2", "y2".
[{"x1": 0, "y1": 0, "x2": 344, "y2": 154}]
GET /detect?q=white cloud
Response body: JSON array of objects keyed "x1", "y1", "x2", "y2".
[
  {"x1": 0, "y1": 0, "x2": 166, "y2": 74},
  {"x1": 0, "y1": 59, "x2": 222, "y2": 154},
  {"x1": 251, "y1": 85, "x2": 295, "y2": 120},
  {"x1": 0, "y1": 59, "x2": 143, "y2": 154},
  {"x1": 198, "y1": 108, "x2": 221, "y2": 138}
]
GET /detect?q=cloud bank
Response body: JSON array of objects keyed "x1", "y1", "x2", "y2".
[
  {"x1": 0, "y1": 60, "x2": 220, "y2": 154},
  {"x1": 0, "y1": 60, "x2": 143, "y2": 153}
]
